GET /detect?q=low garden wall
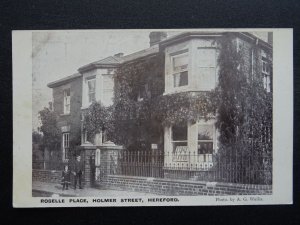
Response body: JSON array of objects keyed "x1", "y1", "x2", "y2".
[
  {"x1": 33, "y1": 169, "x2": 62, "y2": 183},
  {"x1": 100, "y1": 175, "x2": 272, "y2": 196},
  {"x1": 33, "y1": 169, "x2": 272, "y2": 196}
]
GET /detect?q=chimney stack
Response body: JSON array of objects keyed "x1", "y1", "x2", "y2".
[
  {"x1": 114, "y1": 52, "x2": 124, "y2": 57},
  {"x1": 149, "y1": 31, "x2": 167, "y2": 47}
]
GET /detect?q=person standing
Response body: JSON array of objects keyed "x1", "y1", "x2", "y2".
[
  {"x1": 61, "y1": 164, "x2": 71, "y2": 190},
  {"x1": 73, "y1": 155, "x2": 84, "y2": 189}
]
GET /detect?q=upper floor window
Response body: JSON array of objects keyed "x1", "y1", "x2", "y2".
[
  {"x1": 197, "y1": 48, "x2": 217, "y2": 90},
  {"x1": 172, "y1": 53, "x2": 189, "y2": 87},
  {"x1": 87, "y1": 78, "x2": 96, "y2": 103},
  {"x1": 261, "y1": 51, "x2": 271, "y2": 92},
  {"x1": 63, "y1": 89, "x2": 70, "y2": 114}
]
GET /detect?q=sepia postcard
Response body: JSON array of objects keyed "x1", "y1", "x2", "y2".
[{"x1": 13, "y1": 29, "x2": 293, "y2": 207}]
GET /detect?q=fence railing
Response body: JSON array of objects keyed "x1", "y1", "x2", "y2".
[
  {"x1": 114, "y1": 150, "x2": 164, "y2": 178},
  {"x1": 106, "y1": 150, "x2": 272, "y2": 185}
]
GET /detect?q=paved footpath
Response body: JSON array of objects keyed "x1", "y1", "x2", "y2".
[{"x1": 33, "y1": 181, "x2": 157, "y2": 197}]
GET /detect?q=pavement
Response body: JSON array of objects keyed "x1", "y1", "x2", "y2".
[{"x1": 32, "y1": 181, "x2": 156, "y2": 197}]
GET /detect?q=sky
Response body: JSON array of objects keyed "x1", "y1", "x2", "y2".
[{"x1": 32, "y1": 30, "x2": 268, "y2": 130}]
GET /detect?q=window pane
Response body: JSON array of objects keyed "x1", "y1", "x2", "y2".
[
  {"x1": 179, "y1": 71, "x2": 188, "y2": 86},
  {"x1": 197, "y1": 142, "x2": 213, "y2": 154},
  {"x1": 88, "y1": 79, "x2": 96, "y2": 92},
  {"x1": 173, "y1": 72, "x2": 188, "y2": 87},
  {"x1": 198, "y1": 125, "x2": 213, "y2": 140},
  {"x1": 172, "y1": 125, "x2": 187, "y2": 141},
  {"x1": 173, "y1": 54, "x2": 188, "y2": 71},
  {"x1": 89, "y1": 93, "x2": 96, "y2": 102}
]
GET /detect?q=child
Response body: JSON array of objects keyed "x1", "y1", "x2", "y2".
[{"x1": 61, "y1": 164, "x2": 71, "y2": 190}]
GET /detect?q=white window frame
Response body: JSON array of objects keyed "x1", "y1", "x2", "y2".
[
  {"x1": 87, "y1": 77, "x2": 96, "y2": 103},
  {"x1": 197, "y1": 123, "x2": 215, "y2": 163},
  {"x1": 62, "y1": 132, "x2": 70, "y2": 161},
  {"x1": 261, "y1": 56, "x2": 271, "y2": 92},
  {"x1": 171, "y1": 124, "x2": 188, "y2": 162},
  {"x1": 171, "y1": 52, "x2": 189, "y2": 88},
  {"x1": 63, "y1": 89, "x2": 70, "y2": 114}
]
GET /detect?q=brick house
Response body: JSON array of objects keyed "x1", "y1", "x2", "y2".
[
  {"x1": 47, "y1": 31, "x2": 272, "y2": 174},
  {"x1": 47, "y1": 73, "x2": 82, "y2": 161}
]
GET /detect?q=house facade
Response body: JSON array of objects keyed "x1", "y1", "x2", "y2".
[
  {"x1": 47, "y1": 73, "x2": 82, "y2": 161},
  {"x1": 47, "y1": 31, "x2": 272, "y2": 175}
]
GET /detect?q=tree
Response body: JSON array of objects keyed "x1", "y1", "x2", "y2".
[
  {"x1": 32, "y1": 130, "x2": 43, "y2": 144},
  {"x1": 38, "y1": 103, "x2": 61, "y2": 152}
]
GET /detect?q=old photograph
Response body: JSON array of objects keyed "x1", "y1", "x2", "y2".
[{"x1": 13, "y1": 29, "x2": 293, "y2": 207}]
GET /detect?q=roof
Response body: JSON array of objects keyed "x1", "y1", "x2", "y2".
[
  {"x1": 121, "y1": 44, "x2": 159, "y2": 63},
  {"x1": 78, "y1": 56, "x2": 123, "y2": 73},
  {"x1": 47, "y1": 73, "x2": 81, "y2": 88},
  {"x1": 159, "y1": 31, "x2": 272, "y2": 50}
]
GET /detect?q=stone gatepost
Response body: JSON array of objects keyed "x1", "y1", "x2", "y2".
[
  {"x1": 80, "y1": 142, "x2": 96, "y2": 188},
  {"x1": 79, "y1": 142, "x2": 123, "y2": 188},
  {"x1": 98, "y1": 144, "x2": 123, "y2": 178}
]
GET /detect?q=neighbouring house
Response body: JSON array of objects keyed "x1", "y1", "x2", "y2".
[
  {"x1": 45, "y1": 31, "x2": 272, "y2": 184},
  {"x1": 47, "y1": 73, "x2": 82, "y2": 162}
]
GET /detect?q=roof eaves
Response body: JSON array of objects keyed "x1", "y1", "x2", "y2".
[
  {"x1": 47, "y1": 73, "x2": 81, "y2": 88},
  {"x1": 159, "y1": 32, "x2": 225, "y2": 48}
]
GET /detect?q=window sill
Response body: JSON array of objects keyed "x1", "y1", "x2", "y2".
[
  {"x1": 60, "y1": 113, "x2": 70, "y2": 116},
  {"x1": 163, "y1": 89, "x2": 211, "y2": 95}
]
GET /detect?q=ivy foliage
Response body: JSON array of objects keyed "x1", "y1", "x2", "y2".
[
  {"x1": 111, "y1": 54, "x2": 165, "y2": 150},
  {"x1": 214, "y1": 35, "x2": 272, "y2": 184},
  {"x1": 83, "y1": 102, "x2": 113, "y2": 142},
  {"x1": 154, "y1": 92, "x2": 216, "y2": 127}
]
